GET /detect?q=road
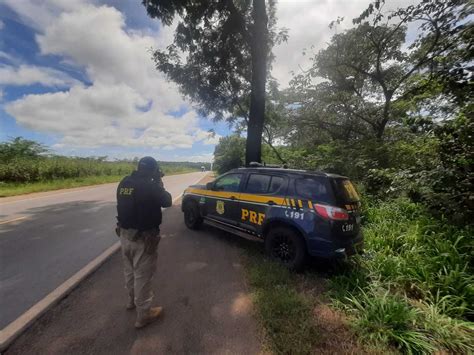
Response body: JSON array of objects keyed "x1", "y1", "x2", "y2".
[
  {"x1": 5, "y1": 192, "x2": 261, "y2": 354},
  {"x1": 0, "y1": 172, "x2": 208, "y2": 330}
]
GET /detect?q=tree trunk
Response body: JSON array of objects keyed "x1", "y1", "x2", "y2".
[{"x1": 245, "y1": 0, "x2": 268, "y2": 166}]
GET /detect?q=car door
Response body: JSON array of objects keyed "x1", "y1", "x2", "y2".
[
  {"x1": 205, "y1": 172, "x2": 243, "y2": 226},
  {"x1": 239, "y1": 173, "x2": 288, "y2": 234}
]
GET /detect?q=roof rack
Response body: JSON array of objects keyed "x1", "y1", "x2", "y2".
[{"x1": 248, "y1": 162, "x2": 288, "y2": 169}]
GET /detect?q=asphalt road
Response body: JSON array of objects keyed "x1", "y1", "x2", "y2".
[
  {"x1": 5, "y1": 176, "x2": 261, "y2": 355},
  {"x1": 0, "y1": 172, "x2": 208, "y2": 330}
]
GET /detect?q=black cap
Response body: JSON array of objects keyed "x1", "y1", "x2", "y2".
[{"x1": 137, "y1": 156, "x2": 158, "y2": 172}]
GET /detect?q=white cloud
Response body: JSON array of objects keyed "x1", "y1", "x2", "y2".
[
  {"x1": 35, "y1": 4, "x2": 184, "y2": 113},
  {"x1": 0, "y1": 51, "x2": 15, "y2": 62},
  {"x1": 6, "y1": 86, "x2": 211, "y2": 148},
  {"x1": 1, "y1": 0, "x2": 85, "y2": 31},
  {"x1": 0, "y1": 64, "x2": 79, "y2": 87},
  {"x1": 3, "y1": 1, "x2": 215, "y2": 151},
  {"x1": 173, "y1": 153, "x2": 214, "y2": 163}
]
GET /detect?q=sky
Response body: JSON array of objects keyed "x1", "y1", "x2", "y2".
[{"x1": 0, "y1": 0, "x2": 413, "y2": 162}]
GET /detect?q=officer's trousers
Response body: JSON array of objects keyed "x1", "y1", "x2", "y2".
[{"x1": 119, "y1": 228, "x2": 159, "y2": 320}]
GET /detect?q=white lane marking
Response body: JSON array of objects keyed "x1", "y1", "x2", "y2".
[{"x1": 0, "y1": 216, "x2": 27, "y2": 225}]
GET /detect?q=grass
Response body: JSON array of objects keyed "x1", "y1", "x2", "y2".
[
  {"x1": 242, "y1": 197, "x2": 473, "y2": 354},
  {"x1": 330, "y1": 198, "x2": 474, "y2": 354},
  {"x1": 243, "y1": 249, "x2": 319, "y2": 354},
  {"x1": 0, "y1": 168, "x2": 198, "y2": 197}
]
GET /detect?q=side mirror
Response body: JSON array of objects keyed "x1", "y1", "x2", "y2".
[{"x1": 206, "y1": 182, "x2": 214, "y2": 190}]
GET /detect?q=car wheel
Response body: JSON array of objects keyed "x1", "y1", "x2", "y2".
[
  {"x1": 183, "y1": 201, "x2": 203, "y2": 230},
  {"x1": 265, "y1": 226, "x2": 307, "y2": 271}
]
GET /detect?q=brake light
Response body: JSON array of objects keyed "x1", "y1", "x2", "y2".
[{"x1": 314, "y1": 204, "x2": 349, "y2": 221}]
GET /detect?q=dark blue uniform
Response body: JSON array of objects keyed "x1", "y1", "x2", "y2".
[{"x1": 117, "y1": 170, "x2": 172, "y2": 231}]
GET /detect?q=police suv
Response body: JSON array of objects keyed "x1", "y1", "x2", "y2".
[{"x1": 181, "y1": 166, "x2": 363, "y2": 270}]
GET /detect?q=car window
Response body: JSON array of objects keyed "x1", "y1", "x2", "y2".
[
  {"x1": 245, "y1": 174, "x2": 271, "y2": 194},
  {"x1": 269, "y1": 176, "x2": 285, "y2": 194},
  {"x1": 332, "y1": 178, "x2": 360, "y2": 203},
  {"x1": 295, "y1": 177, "x2": 334, "y2": 204},
  {"x1": 214, "y1": 173, "x2": 242, "y2": 192},
  {"x1": 244, "y1": 174, "x2": 287, "y2": 195}
]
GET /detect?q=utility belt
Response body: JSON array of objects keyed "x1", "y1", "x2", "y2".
[
  {"x1": 116, "y1": 224, "x2": 161, "y2": 254},
  {"x1": 116, "y1": 224, "x2": 159, "y2": 240}
]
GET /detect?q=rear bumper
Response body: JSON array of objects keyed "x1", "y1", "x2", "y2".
[{"x1": 306, "y1": 234, "x2": 364, "y2": 259}]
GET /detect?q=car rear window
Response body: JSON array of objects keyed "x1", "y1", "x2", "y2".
[
  {"x1": 295, "y1": 177, "x2": 334, "y2": 204},
  {"x1": 332, "y1": 178, "x2": 360, "y2": 203}
]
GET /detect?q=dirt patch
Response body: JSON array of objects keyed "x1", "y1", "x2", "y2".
[
  {"x1": 311, "y1": 302, "x2": 369, "y2": 354},
  {"x1": 295, "y1": 273, "x2": 379, "y2": 354}
]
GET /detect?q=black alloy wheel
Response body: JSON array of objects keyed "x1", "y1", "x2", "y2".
[
  {"x1": 265, "y1": 226, "x2": 307, "y2": 271},
  {"x1": 184, "y1": 202, "x2": 203, "y2": 230},
  {"x1": 271, "y1": 234, "x2": 296, "y2": 263}
]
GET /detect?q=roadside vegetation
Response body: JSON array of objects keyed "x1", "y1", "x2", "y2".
[
  {"x1": 331, "y1": 198, "x2": 473, "y2": 353},
  {"x1": 244, "y1": 251, "x2": 319, "y2": 354},
  {"x1": 206, "y1": 0, "x2": 473, "y2": 353},
  {"x1": 0, "y1": 137, "x2": 209, "y2": 197}
]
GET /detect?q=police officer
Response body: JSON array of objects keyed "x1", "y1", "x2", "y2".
[{"x1": 116, "y1": 156, "x2": 172, "y2": 328}]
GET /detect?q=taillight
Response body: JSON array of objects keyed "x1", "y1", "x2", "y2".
[{"x1": 314, "y1": 204, "x2": 349, "y2": 221}]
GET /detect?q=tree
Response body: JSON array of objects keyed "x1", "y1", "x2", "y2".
[
  {"x1": 142, "y1": 0, "x2": 286, "y2": 165},
  {"x1": 0, "y1": 137, "x2": 48, "y2": 162},
  {"x1": 232, "y1": 79, "x2": 290, "y2": 164},
  {"x1": 213, "y1": 135, "x2": 245, "y2": 174},
  {"x1": 290, "y1": 0, "x2": 471, "y2": 140}
]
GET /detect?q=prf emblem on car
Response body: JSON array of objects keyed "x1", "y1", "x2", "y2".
[
  {"x1": 216, "y1": 200, "x2": 225, "y2": 215},
  {"x1": 241, "y1": 208, "x2": 265, "y2": 225}
]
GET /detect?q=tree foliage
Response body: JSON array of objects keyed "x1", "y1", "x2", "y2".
[
  {"x1": 290, "y1": 0, "x2": 471, "y2": 141},
  {"x1": 271, "y1": 0, "x2": 473, "y2": 223},
  {"x1": 0, "y1": 137, "x2": 48, "y2": 162},
  {"x1": 213, "y1": 134, "x2": 246, "y2": 174},
  {"x1": 143, "y1": 0, "x2": 287, "y2": 165}
]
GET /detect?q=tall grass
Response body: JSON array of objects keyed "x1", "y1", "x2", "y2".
[
  {"x1": 0, "y1": 157, "x2": 206, "y2": 183},
  {"x1": 331, "y1": 198, "x2": 474, "y2": 353},
  {"x1": 0, "y1": 157, "x2": 134, "y2": 183},
  {"x1": 0, "y1": 156, "x2": 206, "y2": 196}
]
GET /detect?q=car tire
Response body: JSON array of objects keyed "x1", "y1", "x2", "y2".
[
  {"x1": 265, "y1": 226, "x2": 307, "y2": 271},
  {"x1": 183, "y1": 201, "x2": 203, "y2": 230}
]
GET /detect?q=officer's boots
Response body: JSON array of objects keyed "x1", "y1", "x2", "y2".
[{"x1": 135, "y1": 306, "x2": 163, "y2": 329}]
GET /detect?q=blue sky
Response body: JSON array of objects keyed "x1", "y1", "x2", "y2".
[
  {"x1": 0, "y1": 0, "x2": 231, "y2": 162},
  {"x1": 0, "y1": 0, "x2": 414, "y2": 162}
]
